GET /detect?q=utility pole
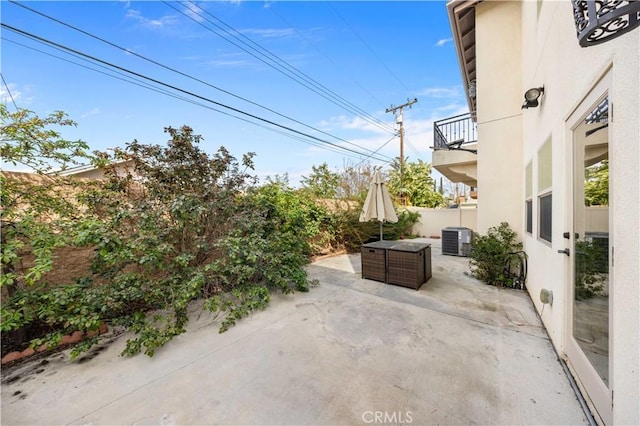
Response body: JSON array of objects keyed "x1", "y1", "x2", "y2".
[{"x1": 386, "y1": 98, "x2": 418, "y2": 205}]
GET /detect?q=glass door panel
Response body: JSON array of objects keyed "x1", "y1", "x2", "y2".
[{"x1": 572, "y1": 95, "x2": 610, "y2": 386}]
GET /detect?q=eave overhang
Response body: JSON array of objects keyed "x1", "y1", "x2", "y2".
[{"x1": 447, "y1": 0, "x2": 481, "y2": 117}]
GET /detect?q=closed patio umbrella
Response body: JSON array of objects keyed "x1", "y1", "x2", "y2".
[{"x1": 359, "y1": 170, "x2": 398, "y2": 240}]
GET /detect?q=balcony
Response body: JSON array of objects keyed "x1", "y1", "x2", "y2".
[
  {"x1": 433, "y1": 112, "x2": 477, "y2": 153},
  {"x1": 432, "y1": 112, "x2": 478, "y2": 187}
]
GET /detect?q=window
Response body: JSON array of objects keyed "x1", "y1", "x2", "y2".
[
  {"x1": 538, "y1": 139, "x2": 552, "y2": 190},
  {"x1": 537, "y1": 139, "x2": 552, "y2": 243},
  {"x1": 539, "y1": 193, "x2": 552, "y2": 242},
  {"x1": 526, "y1": 162, "x2": 533, "y2": 234}
]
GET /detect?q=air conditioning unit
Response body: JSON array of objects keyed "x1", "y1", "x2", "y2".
[{"x1": 442, "y1": 227, "x2": 474, "y2": 256}]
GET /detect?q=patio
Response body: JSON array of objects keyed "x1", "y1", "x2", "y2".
[{"x1": 1, "y1": 238, "x2": 589, "y2": 425}]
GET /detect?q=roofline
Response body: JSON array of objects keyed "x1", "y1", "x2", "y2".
[
  {"x1": 447, "y1": 0, "x2": 481, "y2": 115},
  {"x1": 47, "y1": 159, "x2": 134, "y2": 176}
]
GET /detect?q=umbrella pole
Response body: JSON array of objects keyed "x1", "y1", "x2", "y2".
[{"x1": 380, "y1": 221, "x2": 383, "y2": 241}]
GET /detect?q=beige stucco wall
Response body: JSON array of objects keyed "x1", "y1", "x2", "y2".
[
  {"x1": 520, "y1": 1, "x2": 639, "y2": 423},
  {"x1": 407, "y1": 207, "x2": 477, "y2": 238},
  {"x1": 583, "y1": 206, "x2": 609, "y2": 233},
  {"x1": 474, "y1": 1, "x2": 523, "y2": 235}
]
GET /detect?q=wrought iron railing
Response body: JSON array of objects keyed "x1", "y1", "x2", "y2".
[{"x1": 433, "y1": 112, "x2": 477, "y2": 154}]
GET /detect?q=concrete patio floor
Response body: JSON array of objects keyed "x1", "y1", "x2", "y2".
[{"x1": 1, "y1": 238, "x2": 590, "y2": 425}]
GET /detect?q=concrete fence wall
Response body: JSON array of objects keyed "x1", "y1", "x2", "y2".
[{"x1": 407, "y1": 207, "x2": 478, "y2": 238}]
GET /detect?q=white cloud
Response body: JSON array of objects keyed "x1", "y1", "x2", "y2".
[
  {"x1": 435, "y1": 38, "x2": 453, "y2": 47},
  {"x1": 183, "y1": 2, "x2": 206, "y2": 23},
  {"x1": 242, "y1": 28, "x2": 296, "y2": 39},
  {"x1": 0, "y1": 83, "x2": 21, "y2": 105},
  {"x1": 205, "y1": 52, "x2": 253, "y2": 68},
  {"x1": 319, "y1": 114, "x2": 392, "y2": 135},
  {"x1": 125, "y1": 9, "x2": 179, "y2": 29},
  {"x1": 81, "y1": 108, "x2": 101, "y2": 118},
  {"x1": 419, "y1": 86, "x2": 462, "y2": 99}
]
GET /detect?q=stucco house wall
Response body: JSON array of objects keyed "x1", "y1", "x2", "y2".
[
  {"x1": 474, "y1": 1, "x2": 523, "y2": 235},
  {"x1": 445, "y1": 0, "x2": 639, "y2": 423},
  {"x1": 520, "y1": 1, "x2": 639, "y2": 423}
]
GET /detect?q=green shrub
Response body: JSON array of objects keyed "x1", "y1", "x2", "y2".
[
  {"x1": 1, "y1": 124, "x2": 319, "y2": 358},
  {"x1": 574, "y1": 239, "x2": 607, "y2": 300},
  {"x1": 334, "y1": 207, "x2": 420, "y2": 252},
  {"x1": 469, "y1": 222, "x2": 523, "y2": 288}
]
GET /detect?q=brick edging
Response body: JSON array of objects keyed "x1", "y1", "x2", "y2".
[{"x1": 1, "y1": 322, "x2": 108, "y2": 364}]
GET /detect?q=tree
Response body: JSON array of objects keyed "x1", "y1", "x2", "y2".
[
  {"x1": 1, "y1": 105, "x2": 90, "y2": 173},
  {"x1": 584, "y1": 160, "x2": 608, "y2": 206},
  {"x1": 387, "y1": 158, "x2": 444, "y2": 208},
  {"x1": 300, "y1": 162, "x2": 340, "y2": 198},
  {"x1": 1, "y1": 106, "x2": 94, "y2": 292},
  {"x1": 2, "y1": 122, "x2": 319, "y2": 358},
  {"x1": 1, "y1": 106, "x2": 95, "y2": 346},
  {"x1": 336, "y1": 160, "x2": 377, "y2": 201}
]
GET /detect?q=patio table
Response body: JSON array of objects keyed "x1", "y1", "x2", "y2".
[{"x1": 361, "y1": 240, "x2": 432, "y2": 290}]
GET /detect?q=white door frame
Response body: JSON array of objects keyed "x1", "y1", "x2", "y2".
[{"x1": 564, "y1": 70, "x2": 613, "y2": 425}]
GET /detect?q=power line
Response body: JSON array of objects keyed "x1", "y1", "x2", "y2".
[
  {"x1": 354, "y1": 135, "x2": 396, "y2": 167},
  {"x1": 2, "y1": 23, "x2": 390, "y2": 163},
  {"x1": 327, "y1": 2, "x2": 414, "y2": 97},
  {"x1": 7, "y1": 1, "x2": 390, "y2": 161},
  {"x1": 0, "y1": 73, "x2": 19, "y2": 111},
  {"x1": 2, "y1": 37, "x2": 245, "y2": 115},
  {"x1": 3, "y1": 37, "x2": 369, "y2": 162},
  {"x1": 183, "y1": 0, "x2": 395, "y2": 133},
  {"x1": 268, "y1": 5, "x2": 388, "y2": 112},
  {"x1": 165, "y1": 1, "x2": 395, "y2": 135}
]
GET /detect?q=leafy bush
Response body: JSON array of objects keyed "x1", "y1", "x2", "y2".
[
  {"x1": 334, "y1": 206, "x2": 420, "y2": 252},
  {"x1": 387, "y1": 158, "x2": 444, "y2": 207},
  {"x1": 1, "y1": 108, "x2": 423, "y2": 359},
  {"x1": 1, "y1": 106, "x2": 98, "y2": 355},
  {"x1": 469, "y1": 222, "x2": 523, "y2": 288},
  {"x1": 574, "y1": 239, "x2": 607, "y2": 300},
  {"x1": 2, "y1": 123, "x2": 320, "y2": 358}
]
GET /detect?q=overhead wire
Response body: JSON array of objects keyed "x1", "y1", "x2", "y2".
[
  {"x1": 354, "y1": 135, "x2": 396, "y2": 167},
  {"x1": 182, "y1": 0, "x2": 395, "y2": 133},
  {"x1": 267, "y1": 5, "x2": 388, "y2": 111},
  {"x1": 0, "y1": 73, "x2": 19, "y2": 110},
  {"x1": 2, "y1": 37, "x2": 256, "y2": 119},
  {"x1": 3, "y1": 37, "x2": 364, "y2": 161},
  {"x1": 7, "y1": 1, "x2": 390, "y2": 161},
  {"x1": 166, "y1": 0, "x2": 396, "y2": 135},
  {"x1": 326, "y1": 2, "x2": 430, "y2": 162},
  {"x1": 327, "y1": 2, "x2": 415, "y2": 97},
  {"x1": 2, "y1": 23, "x2": 390, "y2": 163}
]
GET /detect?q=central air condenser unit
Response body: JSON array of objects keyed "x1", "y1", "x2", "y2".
[{"x1": 441, "y1": 227, "x2": 474, "y2": 256}]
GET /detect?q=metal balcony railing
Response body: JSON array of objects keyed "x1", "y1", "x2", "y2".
[{"x1": 433, "y1": 112, "x2": 477, "y2": 154}]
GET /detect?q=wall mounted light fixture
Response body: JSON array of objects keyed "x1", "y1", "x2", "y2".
[
  {"x1": 572, "y1": 0, "x2": 640, "y2": 47},
  {"x1": 521, "y1": 87, "x2": 544, "y2": 109}
]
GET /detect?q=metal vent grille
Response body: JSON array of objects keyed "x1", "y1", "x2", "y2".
[{"x1": 442, "y1": 229, "x2": 460, "y2": 255}]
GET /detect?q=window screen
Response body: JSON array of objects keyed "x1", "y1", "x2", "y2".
[{"x1": 539, "y1": 193, "x2": 552, "y2": 242}]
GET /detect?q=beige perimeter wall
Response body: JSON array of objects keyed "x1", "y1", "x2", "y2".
[{"x1": 407, "y1": 207, "x2": 477, "y2": 238}]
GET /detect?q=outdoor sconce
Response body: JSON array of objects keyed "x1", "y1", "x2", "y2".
[
  {"x1": 521, "y1": 87, "x2": 544, "y2": 109},
  {"x1": 572, "y1": 0, "x2": 640, "y2": 47}
]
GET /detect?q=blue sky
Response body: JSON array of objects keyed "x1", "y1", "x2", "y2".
[{"x1": 1, "y1": 1, "x2": 468, "y2": 185}]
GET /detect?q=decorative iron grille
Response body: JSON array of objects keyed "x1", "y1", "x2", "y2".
[{"x1": 572, "y1": 0, "x2": 640, "y2": 47}]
